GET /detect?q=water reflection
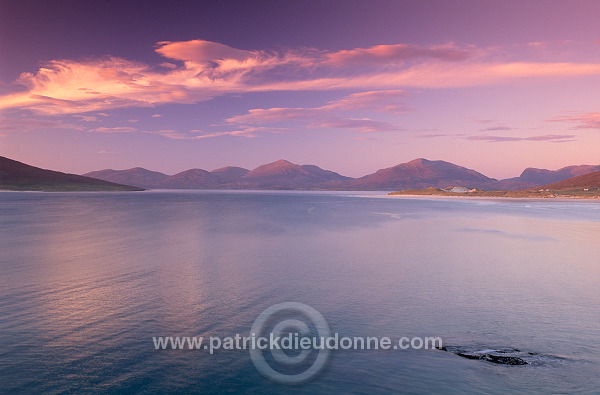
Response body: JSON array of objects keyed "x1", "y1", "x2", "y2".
[{"x1": 0, "y1": 191, "x2": 599, "y2": 393}]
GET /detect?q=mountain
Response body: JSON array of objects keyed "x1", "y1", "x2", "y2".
[
  {"x1": 154, "y1": 169, "x2": 220, "y2": 189},
  {"x1": 0, "y1": 156, "x2": 143, "y2": 191},
  {"x1": 503, "y1": 164, "x2": 600, "y2": 187},
  {"x1": 84, "y1": 167, "x2": 169, "y2": 189},
  {"x1": 240, "y1": 160, "x2": 351, "y2": 188},
  {"x1": 210, "y1": 166, "x2": 249, "y2": 183},
  {"x1": 538, "y1": 170, "x2": 600, "y2": 190},
  {"x1": 347, "y1": 158, "x2": 501, "y2": 190}
]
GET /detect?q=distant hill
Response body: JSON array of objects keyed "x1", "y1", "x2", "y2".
[
  {"x1": 538, "y1": 171, "x2": 600, "y2": 190},
  {"x1": 240, "y1": 160, "x2": 351, "y2": 189},
  {"x1": 0, "y1": 156, "x2": 143, "y2": 191},
  {"x1": 154, "y1": 169, "x2": 220, "y2": 189},
  {"x1": 347, "y1": 158, "x2": 502, "y2": 190},
  {"x1": 211, "y1": 166, "x2": 250, "y2": 183},
  {"x1": 84, "y1": 167, "x2": 169, "y2": 189},
  {"x1": 503, "y1": 164, "x2": 600, "y2": 187}
]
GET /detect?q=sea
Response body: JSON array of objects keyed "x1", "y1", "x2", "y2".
[{"x1": 1, "y1": 190, "x2": 599, "y2": 394}]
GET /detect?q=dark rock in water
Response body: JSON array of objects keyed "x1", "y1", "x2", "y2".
[
  {"x1": 437, "y1": 346, "x2": 528, "y2": 365},
  {"x1": 483, "y1": 354, "x2": 528, "y2": 365}
]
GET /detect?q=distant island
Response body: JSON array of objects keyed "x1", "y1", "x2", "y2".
[
  {"x1": 0, "y1": 156, "x2": 143, "y2": 191},
  {"x1": 389, "y1": 171, "x2": 600, "y2": 199}
]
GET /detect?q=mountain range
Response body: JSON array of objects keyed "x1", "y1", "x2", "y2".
[
  {"x1": 505, "y1": 165, "x2": 600, "y2": 186},
  {"x1": 83, "y1": 158, "x2": 600, "y2": 191}
]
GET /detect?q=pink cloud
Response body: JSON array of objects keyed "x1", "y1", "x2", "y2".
[
  {"x1": 325, "y1": 43, "x2": 472, "y2": 66},
  {"x1": 156, "y1": 40, "x2": 254, "y2": 64},
  {"x1": 323, "y1": 90, "x2": 409, "y2": 113},
  {"x1": 186, "y1": 126, "x2": 292, "y2": 139},
  {"x1": 88, "y1": 126, "x2": 137, "y2": 133},
  {"x1": 3, "y1": 39, "x2": 600, "y2": 115},
  {"x1": 73, "y1": 115, "x2": 99, "y2": 122},
  {"x1": 188, "y1": 129, "x2": 258, "y2": 139},
  {"x1": 227, "y1": 107, "x2": 320, "y2": 124},
  {"x1": 309, "y1": 118, "x2": 399, "y2": 133},
  {"x1": 225, "y1": 91, "x2": 405, "y2": 133},
  {"x1": 550, "y1": 112, "x2": 600, "y2": 129},
  {"x1": 227, "y1": 90, "x2": 408, "y2": 124}
]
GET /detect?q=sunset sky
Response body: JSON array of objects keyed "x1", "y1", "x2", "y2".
[{"x1": 1, "y1": 0, "x2": 599, "y2": 179}]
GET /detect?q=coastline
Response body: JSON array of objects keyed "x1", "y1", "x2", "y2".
[{"x1": 385, "y1": 192, "x2": 600, "y2": 201}]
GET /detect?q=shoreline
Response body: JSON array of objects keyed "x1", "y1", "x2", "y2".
[{"x1": 384, "y1": 193, "x2": 600, "y2": 201}]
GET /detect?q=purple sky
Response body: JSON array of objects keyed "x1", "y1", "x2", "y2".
[{"x1": 1, "y1": 0, "x2": 600, "y2": 179}]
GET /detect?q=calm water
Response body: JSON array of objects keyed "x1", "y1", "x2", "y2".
[{"x1": 1, "y1": 190, "x2": 599, "y2": 393}]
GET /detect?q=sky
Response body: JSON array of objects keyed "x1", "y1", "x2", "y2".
[{"x1": 1, "y1": 0, "x2": 600, "y2": 179}]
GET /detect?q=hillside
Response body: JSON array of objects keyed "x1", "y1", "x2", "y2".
[
  {"x1": 154, "y1": 169, "x2": 220, "y2": 189},
  {"x1": 84, "y1": 167, "x2": 169, "y2": 189},
  {"x1": 211, "y1": 166, "x2": 250, "y2": 183},
  {"x1": 503, "y1": 164, "x2": 600, "y2": 186},
  {"x1": 347, "y1": 158, "x2": 501, "y2": 190},
  {"x1": 388, "y1": 170, "x2": 600, "y2": 199},
  {"x1": 0, "y1": 156, "x2": 143, "y2": 191},
  {"x1": 240, "y1": 160, "x2": 351, "y2": 188},
  {"x1": 538, "y1": 171, "x2": 600, "y2": 190}
]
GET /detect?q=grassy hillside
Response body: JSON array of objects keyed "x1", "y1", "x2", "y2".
[{"x1": 0, "y1": 156, "x2": 144, "y2": 191}]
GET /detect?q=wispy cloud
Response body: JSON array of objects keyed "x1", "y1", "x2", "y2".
[
  {"x1": 416, "y1": 133, "x2": 466, "y2": 138},
  {"x1": 225, "y1": 90, "x2": 405, "y2": 133},
  {"x1": 310, "y1": 117, "x2": 399, "y2": 133},
  {"x1": 324, "y1": 43, "x2": 472, "y2": 66},
  {"x1": 141, "y1": 129, "x2": 190, "y2": 139},
  {"x1": 322, "y1": 90, "x2": 410, "y2": 114},
  {"x1": 88, "y1": 126, "x2": 137, "y2": 133},
  {"x1": 2, "y1": 39, "x2": 600, "y2": 115},
  {"x1": 73, "y1": 115, "x2": 99, "y2": 122},
  {"x1": 0, "y1": 116, "x2": 84, "y2": 132},
  {"x1": 84, "y1": 124, "x2": 276, "y2": 140},
  {"x1": 480, "y1": 125, "x2": 512, "y2": 132},
  {"x1": 189, "y1": 126, "x2": 291, "y2": 139},
  {"x1": 189, "y1": 130, "x2": 256, "y2": 139},
  {"x1": 550, "y1": 112, "x2": 600, "y2": 130},
  {"x1": 465, "y1": 134, "x2": 575, "y2": 143}
]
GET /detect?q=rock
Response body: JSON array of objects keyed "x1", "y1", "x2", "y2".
[
  {"x1": 437, "y1": 346, "x2": 528, "y2": 365},
  {"x1": 483, "y1": 354, "x2": 528, "y2": 365}
]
